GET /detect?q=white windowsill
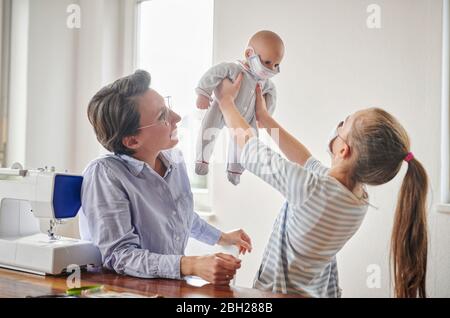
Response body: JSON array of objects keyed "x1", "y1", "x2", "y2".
[
  {"x1": 435, "y1": 203, "x2": 450, "y2": 214},
  {"x1": 196, "y1": 210, "x2": 215, "y2": 220},
  {"x1": 191, "y1": 187, "x2": 209, "y2": 195},
  {"x1": 191, "y1": 187, "x2": 214, "y2": 220}
]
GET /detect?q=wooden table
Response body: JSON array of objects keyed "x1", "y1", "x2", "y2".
[{"x1": 0, "y1": 267, "x2": 300, "y2": 298}]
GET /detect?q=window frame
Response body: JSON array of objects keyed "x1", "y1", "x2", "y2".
[
  {"x1": 0, "y1": 0, "x2": 12, "y2": 168},
  {"x1": 438, "y1": 0, "x2": 450, "y2": 213}
]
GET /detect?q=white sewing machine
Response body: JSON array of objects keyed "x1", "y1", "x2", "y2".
[{"x1": 0, "y1": 163, "x2": 101, "y2": 275}]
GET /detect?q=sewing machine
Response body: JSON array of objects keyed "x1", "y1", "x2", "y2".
[{"x1": 0, "y1": 163, "x2": 101, "y2": 275}]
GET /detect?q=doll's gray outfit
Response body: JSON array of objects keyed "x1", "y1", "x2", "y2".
[{"x1": 195, "y1": 61, "x2": 277, "y2": 185}]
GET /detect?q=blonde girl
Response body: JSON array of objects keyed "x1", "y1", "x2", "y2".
[{"x1": 215, "y1": 73, "x2": 428, "y2": 298}]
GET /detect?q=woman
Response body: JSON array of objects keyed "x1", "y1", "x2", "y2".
[
  {"x1": 215, "y1": 73, "x2": 428, "y2": 298},
  {"x1": 80, "y1": 70, "x2": 252, "y2": 285}
]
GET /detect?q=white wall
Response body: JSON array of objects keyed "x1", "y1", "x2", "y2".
[
  {"x1": 199, "y1": 0, "x2": 450, "y2": 297},
  {"x1": 73, "y1": 0, "x2": 136, "y2": 173}
]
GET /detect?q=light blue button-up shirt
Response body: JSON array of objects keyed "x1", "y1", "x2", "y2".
[{"x1": 79, "y1": 148, "x2": 221, "y2": 279}]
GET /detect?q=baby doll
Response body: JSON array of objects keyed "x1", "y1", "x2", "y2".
[{"x1": 195, "y1": 30, "x2": 284, "y2": 185}]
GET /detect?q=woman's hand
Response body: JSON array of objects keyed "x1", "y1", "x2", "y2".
[
  {"x1": 181, "y1": 253, "x2": 241, "y2": 285},
  {"x1": 216, "y1": 73, "x2": 243, "y2": 104},
  {"x1": 255, "y1": 83, "x2": 270, "y2": 127},
  {"x1": 218, "y1": 229, "x2": 253, "y2": 255}
]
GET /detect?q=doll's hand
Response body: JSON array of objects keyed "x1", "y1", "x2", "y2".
[{"x1": 196, "y1": 95, "x2": 211, "y2": 109}]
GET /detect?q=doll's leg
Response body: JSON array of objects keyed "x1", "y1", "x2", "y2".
[
  {"x1": 226, "y1": 138, "x2": 244, "y2": 185},
  {"x1": 195, "y1": 101, "x2": 225, "y2": 175},
  {"x1": 226, "y1": 117, "x2": 259, "y2": 185}
]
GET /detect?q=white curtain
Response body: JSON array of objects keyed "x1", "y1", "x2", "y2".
[
  {"x1": 4, "y1": 0, "x2": 139, "y2": 237},
  {"x1": 4, "y1": 0, "x2": 139, "y2": 173}
]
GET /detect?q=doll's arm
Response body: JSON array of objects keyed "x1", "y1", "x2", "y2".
[{"x1": 196, "y1": 62, "x2": 235, "y2": 109}]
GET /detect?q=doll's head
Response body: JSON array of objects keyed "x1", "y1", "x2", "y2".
[{"x1": 244, "y1": 30, "x2": 285, "y2": 80}]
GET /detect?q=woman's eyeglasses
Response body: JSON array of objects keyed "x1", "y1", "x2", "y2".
[{"x1": 138, "y1": 96, "x2": 172, "y2": 130}]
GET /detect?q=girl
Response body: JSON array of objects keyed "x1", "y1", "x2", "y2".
[{"x1": 215, "y1": 73, "x2": 428, "y2": 298}]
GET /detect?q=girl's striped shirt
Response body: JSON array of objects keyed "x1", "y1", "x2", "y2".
[{"x1": 241, "y1": 137, "x2": 369, "y2": 298}]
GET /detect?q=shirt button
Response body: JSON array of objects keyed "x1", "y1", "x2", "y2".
[
  {"x1": 173, "y1": 211, "x2": 177, "y2": 216},
  {"x1": 175, "y1": 236, "x2": 180, "y2": 241}
]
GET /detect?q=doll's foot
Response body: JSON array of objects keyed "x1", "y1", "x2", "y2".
[
  {"x1": 227, "y1": 171, "x2": 241, "y2": 185},
  {"x1": 195, "y1": 161, "x2": 209, "y2": 175}
]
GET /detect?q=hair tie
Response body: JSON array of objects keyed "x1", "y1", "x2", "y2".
[{"x1": 404, "y1": 152, "x2": 414, "y2": 163}]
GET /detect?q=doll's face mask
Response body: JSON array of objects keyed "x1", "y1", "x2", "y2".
[{"x1": 246, "y1": 47, "x2": 280, "y2": 81}]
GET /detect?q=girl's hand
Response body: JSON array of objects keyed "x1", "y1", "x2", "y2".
[
  {"x1": 255, "y1": 83, "x2": 270, "y2": 125},
  {"x1": 218, "y1": 229, "x2": 253, "y2": 255},
  {"x1": 216, "y1": 73, "x2": 243, "y2": 104}
]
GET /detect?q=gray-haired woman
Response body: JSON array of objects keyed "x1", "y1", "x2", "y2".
[{"x1": 79, "y1": 70, "x2": 252, "y2": 285}]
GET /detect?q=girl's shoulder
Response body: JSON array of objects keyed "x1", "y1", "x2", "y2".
[{"x1": 304, "y1": 157, "x2": 330, "y2": 176}]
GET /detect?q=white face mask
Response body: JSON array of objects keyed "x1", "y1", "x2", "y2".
[
  {"x1": 246, "y1": 47, "x2": 280, "y2": 81},
  {"x1": 327, "y1": 120, "x2": 345, "y2": 157}
]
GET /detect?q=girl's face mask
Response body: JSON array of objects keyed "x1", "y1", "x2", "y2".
[
  {"x1": 246, "y1": 47, "x2": 280, "y2": 81},
  {"x1": 327, "y1": 120, "x2": 346, "y2": 158}
]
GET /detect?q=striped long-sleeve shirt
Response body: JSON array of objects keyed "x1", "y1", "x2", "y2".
[{"x1": 241, "y1": 137, "x2": 369, "y2": 298}]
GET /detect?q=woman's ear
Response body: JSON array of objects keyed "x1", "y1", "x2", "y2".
[{"x1": 122, "y1": 135, "x2": 140, "y2": 151}]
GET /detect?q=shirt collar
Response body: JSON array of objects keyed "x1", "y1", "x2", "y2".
[{"x1": 117, "y1": 151, "x2": 174, "y2": 177}]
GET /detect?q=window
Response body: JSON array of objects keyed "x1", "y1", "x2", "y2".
[
  {"x1": 0, "y1": 0, "x2": 11, "y2": 168},
  {"x1": 137, "y1": 0, "x2": 214, "y2": 191}
]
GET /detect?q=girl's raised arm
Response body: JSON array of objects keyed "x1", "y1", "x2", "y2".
[{"x1": 217, "y1": 75, "x2": 312, "y2": 166}]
